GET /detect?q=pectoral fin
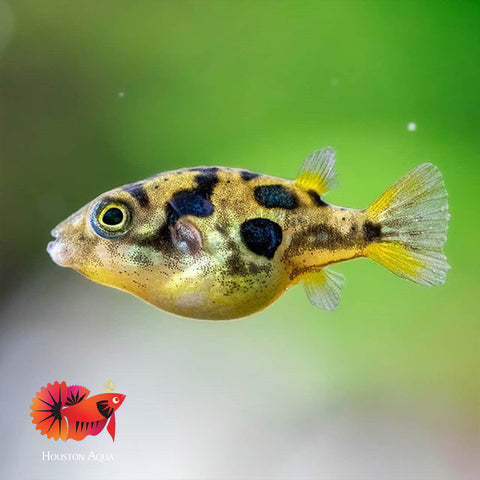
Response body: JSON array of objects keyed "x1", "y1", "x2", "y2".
[
  {"x1": 170, "y1": 219, "x2": 203, "y2": 256},
  {"x1": 303, "y1": 268, "x2": 345, "y2": 311},
  {"x1": 107, "y1": 412, "x2": 116, "y2": 441}
]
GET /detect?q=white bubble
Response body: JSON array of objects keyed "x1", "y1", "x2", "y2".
[
  {"x1": 118, "y1": 91, "x2": 125, "y2": 98},
  {"x1": 407, "y1": 122, "x2": 417, "y2": 132}
]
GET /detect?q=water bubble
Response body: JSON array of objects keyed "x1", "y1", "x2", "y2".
[
  {"x1": 407, "y1": 122, "x2": 417, "y2": 132},
  {"x1": 118, "y1": 91, "x2": 125, "y2": 98}
]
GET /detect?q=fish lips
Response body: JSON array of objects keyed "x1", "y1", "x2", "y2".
[
  {"x1": 47, "y1": 238, "x2": 71, "y2": 267},
  {"x1": 47, "y1": 226, "x2": 74, "y2": 267},
  {"x1": 47, "y1": 209, "x2": 86, "y2": 267}
]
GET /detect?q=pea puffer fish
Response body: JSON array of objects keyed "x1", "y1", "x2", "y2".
[{"x1": 47, "y1": 148, "x2": 449, "y2": 320}]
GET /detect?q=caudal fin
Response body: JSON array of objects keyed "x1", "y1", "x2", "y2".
[
  {"x1": 30, "y1": 381, "x2": 68, "y2": 440},
  {"x1": 364, "y1": 163, "x2": 450, "y2": 286}
]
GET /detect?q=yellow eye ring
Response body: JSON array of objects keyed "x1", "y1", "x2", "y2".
[
  {"x1": 93, "y1": 202, "x2": 130, "y2": 236},
  {"x1": 98, "y1": 203, "x2": 128, "y2": 230}
]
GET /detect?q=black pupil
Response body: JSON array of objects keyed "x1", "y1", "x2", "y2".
[{"x1": 102, "y1": 207, "x2": 124, "y2": 226}]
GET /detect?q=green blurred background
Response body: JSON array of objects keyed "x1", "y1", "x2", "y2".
[{"x1": 1, "y1": 1, "x2": 479, "y2": 479}]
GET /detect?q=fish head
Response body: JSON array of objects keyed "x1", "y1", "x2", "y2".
[
  {"x1": 95, "y1": 393, "x2": 126, "y2": 418},
  {"x1": 109, "y1": 393, "x2": 126, "y2": 411},
  {"x1": 46, "y1": 183, "x2": 191, "y2": 298}
]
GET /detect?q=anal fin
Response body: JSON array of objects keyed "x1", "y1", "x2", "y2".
[
  {"x1": 107, "y1": 412, "x2": 116, "y2": 441},
  {"x1": 65, "y1": 417, "x2": 108, "y2": 441},
  {"x1": 303, "y1": 268, "x2": 345, "y2": 311}
]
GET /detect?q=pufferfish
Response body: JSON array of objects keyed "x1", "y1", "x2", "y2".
[{"x1": 47, "y1": 148, "x2": 449, "y2": 320}]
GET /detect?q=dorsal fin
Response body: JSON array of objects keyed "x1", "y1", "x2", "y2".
[
  {"x1": 303, "y1": 267, "x2": 345, "y2": 311},
  {"x1": 65, "y1": 385, "x2": 91, "y2": 406},
  {"x1": 295, "y1": 147, "x2": 337, "y2": 195}
]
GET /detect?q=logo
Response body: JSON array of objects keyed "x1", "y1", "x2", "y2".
[{"x1": 30, "y1": 381, "x2": 125, "y2": 442}]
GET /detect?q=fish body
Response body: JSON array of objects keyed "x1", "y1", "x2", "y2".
[
  {"x1": 30, "y1": 381, "x2": 125, "y2": 441},
  {"x1": 48, "y1": 148, "x2": 449, "y2": 320}
]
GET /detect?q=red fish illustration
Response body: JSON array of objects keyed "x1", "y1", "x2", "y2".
[{"x1": 30, "y1": 381, "x2": 125, "y2": 441}]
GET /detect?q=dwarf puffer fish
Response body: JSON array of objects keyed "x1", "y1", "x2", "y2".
[{"x1": 47, "y1": 148, "x2": 449, "y2": 320}]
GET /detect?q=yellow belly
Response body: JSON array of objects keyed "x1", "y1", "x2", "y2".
[{"x1": 149, "y1": 265, "x2": 291, "y2": 320}]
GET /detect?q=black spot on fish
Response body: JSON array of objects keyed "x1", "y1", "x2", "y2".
[
  {"x1": 307, "y1": 224, "x2": 344, "y2": 248},
  {"x1": 194, "y1": 169, "x2": 219, "y2": 197},
  {"x1": 123, "y1": 182, "x2": 149, "y2": 208},
  {"x1": 284, "y1": 224, "x2": 350, "y2": 258},
  {"x1": 240, "y1": 170, "x2": 260, "y2": 181},
  {"x1": 308, "y1": 190, "x2": 329, "y2": 207},
  {"x1": 139, "y1": 168, "x2": 219, "y2": 252},
  {"x1": 168, "y1": 191, "x2": 214, "y2": 220},
  {"x1": 164, "y1": 168, "x2": 218, "y2": 227},
  {"x1": 254, "y1": 184, "x2": 298, "y2": 209},
  {"x1": 240, "y1": 218, "x2": 283, "y2": 259},
  {"x1": 364, "y1": 221, "x2": 382, "y2": 241}
]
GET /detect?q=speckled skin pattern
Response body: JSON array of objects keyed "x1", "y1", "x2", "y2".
[{"x1": 48, "y1": 167, "x2": 370, "y2": 320}]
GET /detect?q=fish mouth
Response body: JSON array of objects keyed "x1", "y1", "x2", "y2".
[
  {"x1": 50, "y1": 223, "x2": 63, "y2": 239},
  {"x1": 47, "y1": 209, "x2": 87, "y2": 267},
  {"x1": 47, "y1": 225, "x2": 60, "y2": 251},
  {"x1": 47, "y1": 239, "x2": 67, "y2": 267},
  {"x1": 47, "y1": 227, "x2": 71, "y2": 267}
]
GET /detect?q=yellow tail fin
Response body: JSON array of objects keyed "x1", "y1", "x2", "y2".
[{"x1": 364, "y1": 163, "x2": 450, "y2": 286}]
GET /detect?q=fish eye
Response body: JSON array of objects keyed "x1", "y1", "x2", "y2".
[
  {"x1": 112, "y1": 396, "x2": 119, "y2": 404},
  {"x1": 102, "y1": 207, "x2": 124, "y2": 226},
  {"x1": 91, "y1": 201, "x2": 131, "y2": 238}
]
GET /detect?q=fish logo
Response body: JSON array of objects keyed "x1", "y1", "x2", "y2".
[{"x1": 30, "y1": 381, "x2": 125, "y2": 441}]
